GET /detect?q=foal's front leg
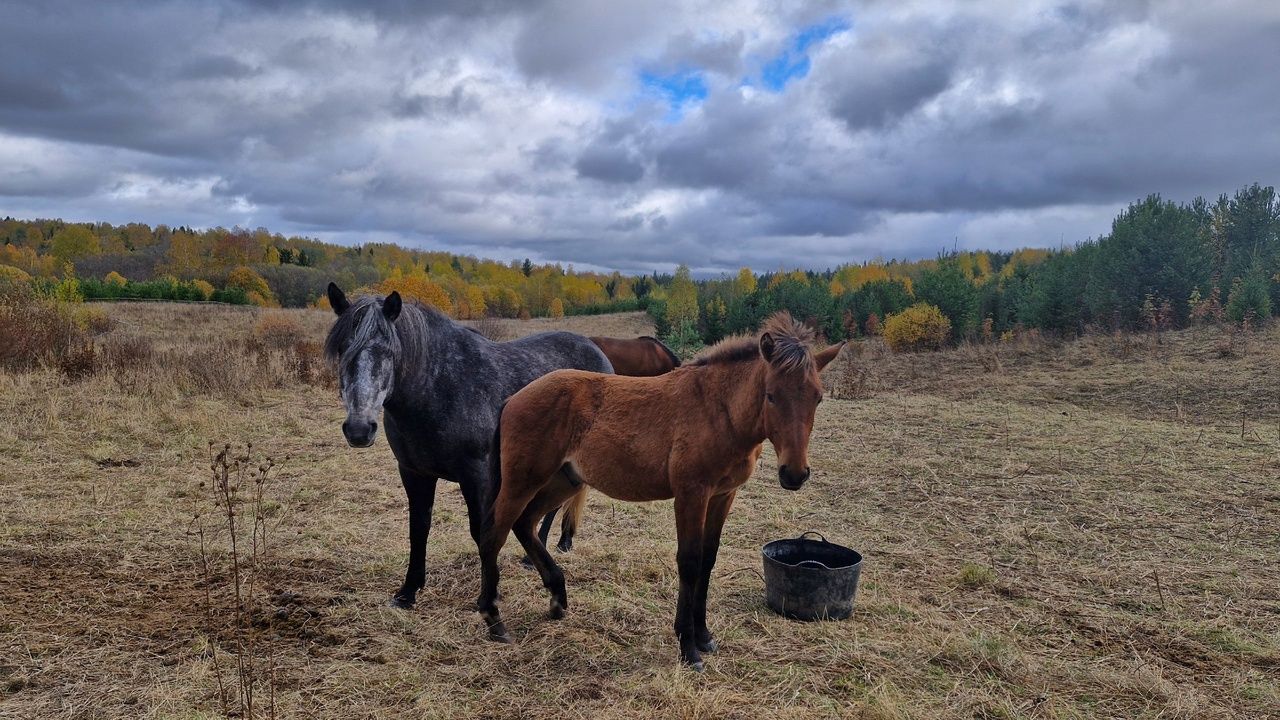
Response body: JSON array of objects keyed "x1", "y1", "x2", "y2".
[
  {"x1": 694, "y1": 490, "x2": 736, "y2": 654},
  {"x1": 392, "y1": 468, "x2": 438, "y2": 609},
  {"x1": 673, "y1": 490, "x2": 711, "y2": 671}
]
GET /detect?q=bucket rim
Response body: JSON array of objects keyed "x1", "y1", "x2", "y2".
[{"x1": 761, "y1": 532, "x2": 863, "y2": 571}]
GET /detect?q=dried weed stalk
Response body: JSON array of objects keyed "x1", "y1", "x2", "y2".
[{"x1": 190, "y1": 442, "x2": 280, "y2": 720}]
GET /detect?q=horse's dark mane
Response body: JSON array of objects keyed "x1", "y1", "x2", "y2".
[
  {"x1": 641, "y1": 335, "x2": 682, "y2": 368},
  {"x1": 689, "y1": 312, "x2": 814, "y2": 372},
  {"x1": 324, "y1": 295, "x2": 445, "y2": 370}
]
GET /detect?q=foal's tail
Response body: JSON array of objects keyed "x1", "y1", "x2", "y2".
[{"x1": 560, "y1": 486, "x2": 589, "y2": 539}]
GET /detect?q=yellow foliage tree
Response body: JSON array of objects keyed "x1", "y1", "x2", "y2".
[
  {"x1": 549, "y1": 297, "x2": 565, "y2": 318},
  {"x1": 0, "y1": 264, "x2": 32, "y2": 285},
  {"x1": 483, "y1": 286, "x2": 523, "y2": 318},
  {"x1": 882, "y1": 303, "x2": 950, "y2": 352},
  {"x1": 734, "y1": 267, "x2": 757, "y2": 295},
  {"x1": 164, "y1": 231, "x2": 204, "y2": 277},
  {"x1": 191, "y1": 279, "x2": 215, "y2": 300},
  {"x1": 378, "y1": 269, "x2": 454, "y2": 315},
  {"x1": 666, "y1": 265, "x2": 698, "y2": 331},
  {"x1": 50, "y1": 225, "x2": 100, "y2": 263},
  {"x1": 768, "y1": 268, "x2": 809, "y2": 289},
  {"x1": 226, "y1": 266, "x2": 277, "y2": 307},
  {"x1": 833, "y1": 263, "x2": 891, "y2": 293},
  {"x1": 452, "y1": 282, "x2": 487, "y2": 320},
  {"x1": 1, "y1": 244, "x2": 57, "y2": 277},
  {"x1": 104, "y1": 271, "x2": 127, "y2": 286}
]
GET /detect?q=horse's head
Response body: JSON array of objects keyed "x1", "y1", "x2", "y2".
[
  {"x1": 757, "y1": 314, "x2": 844, "y2": 491},
  {"x1": 324, "y1": 283, "x2": 403, "y2": 448}
]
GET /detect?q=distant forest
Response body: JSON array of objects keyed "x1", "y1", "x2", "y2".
[{"x1": 2, "y1": 183, "x2": 1277, "y2": 347}]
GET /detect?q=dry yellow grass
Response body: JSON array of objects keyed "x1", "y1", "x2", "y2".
[{"x1": 1, "y1": 304, "x2": 1277, "y2": 719}]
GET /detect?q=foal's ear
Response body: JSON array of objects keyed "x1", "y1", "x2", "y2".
[
  {"x1": 759, "y1": 331, "x2": 776, "y2": 363},
  {"x1": 382, "y1": 291, "x2": 402, "y2": 322},
  {"x1": 327, "y1": 282, "x2": 349, "y2": 315},
  {"x1": 814, "y1": 341, "x2": 846, "y2": 371}
]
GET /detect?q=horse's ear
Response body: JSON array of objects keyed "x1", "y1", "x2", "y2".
[
  {"x1": 327, "y1": 282, "x2": 349, "y2": 315},
  {"x1": 814, "y1": 341, "x2": 846, "y2": 371},
  {"x1": 759, "y1": 332, "x2": 776, "y2": 363},
  {"x1": 383, "y1": 291, "x2": 402, "y2": 322}
]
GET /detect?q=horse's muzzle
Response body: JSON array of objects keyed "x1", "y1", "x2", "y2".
[
  {"x1": 342, "y1": 419, "x2": 378, "y2": 448},
  {"x1": 778, "y1": 465, "x2": 810, "y2": 491}
]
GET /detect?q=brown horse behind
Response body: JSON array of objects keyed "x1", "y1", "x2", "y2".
[
  {"x1": 535, "y1": 335, "x2": 682, "y2": 554},
  {"x1": 589, "y1": 335, "x2": 681, "y2": 376},
  {"x1": 479, "y1": 313, "x2": 843, "y2": 670}
]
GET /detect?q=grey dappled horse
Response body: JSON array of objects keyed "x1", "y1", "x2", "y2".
[{"x1": 324, "y1": 283, "x2": 613, "y2": 608}]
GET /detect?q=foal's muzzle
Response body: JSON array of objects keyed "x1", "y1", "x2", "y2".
[
  {"x1": 778, "y1": 464, "x2": 810, "y2": 491},
  {"x1": 342, "y1": 419, "x2": 378, "y2": 448}
]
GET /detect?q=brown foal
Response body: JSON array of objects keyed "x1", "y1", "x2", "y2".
[
  {"x1": 478, "y1": 312, "x2": 844, "y2": 670},
  {"x1": 535, "y1": 334, "x2": 683, "y2": 554}
]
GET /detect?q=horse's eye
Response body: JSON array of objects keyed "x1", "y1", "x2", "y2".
[{"x1": 766, "y1": 393, "x2": 775, "y2": 404}]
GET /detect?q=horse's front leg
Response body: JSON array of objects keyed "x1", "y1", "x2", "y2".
[
  {"x1": 673, "y1": 489, "x2": 711, "y2": 671},
  {"x1": 694, "y1": 490, "x2": 736, "y2": 654},
  {"x1": 391, "y1": 468, "x2": 438, "y2": 609}
]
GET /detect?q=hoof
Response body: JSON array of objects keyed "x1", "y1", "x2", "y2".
[
  {"x1": 680, "y1": 648, "x2": 704, "y2": 671},
  {"x1": 697, "y1": 637, "x2": 718, "y2": 654},
  {"x1": 548, "y1": 598, "x2": 567, "y2": 620},
  {"x1": 487, "y1": 623, "x2": 513, "y2": 644},
  {"x1": 556, "y1": 539, "x2": 573, "y2": 553},
  {"x1": 388, "y1": 594, "x2": 415, "y2": 610},
  {"x1": 519, "y1": 555, "x2": 535, "y2": 569}
]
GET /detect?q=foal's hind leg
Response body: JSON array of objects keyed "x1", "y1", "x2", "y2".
[
  {"x1": 478, "y1": 469, "x2": 563, "y2": 642},
  {"x1": 523, "y1": 466, "x2": 574, "y2": 566},
  {"x1": 519, "y1": 507, "x2": 557, "y2": 569},
  {"x1": 514, "y1": 475, "x2": 580, "y2": 618}
]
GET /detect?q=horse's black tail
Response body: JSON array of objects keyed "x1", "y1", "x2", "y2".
[{"x1": 484, "y1": 402, "x2": 507, "y2": 535}]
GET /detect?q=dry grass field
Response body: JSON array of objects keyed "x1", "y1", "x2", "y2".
[{"x1": 1, "y1": 303, "x2": 1277, "y2": 719}]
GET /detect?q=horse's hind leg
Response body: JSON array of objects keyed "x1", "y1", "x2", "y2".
[{"x1": 513, "y1": 474, "x2": 580, "y2": 619}]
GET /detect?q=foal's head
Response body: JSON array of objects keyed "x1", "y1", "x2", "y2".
[
  {"x1": 755, "y1": 313, "x2": 843, "y2": 490},
  {"x1": 324, "y1": 283, "x2": 405, "y2": 448}
]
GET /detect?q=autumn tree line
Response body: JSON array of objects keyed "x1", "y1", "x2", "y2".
[
  {"x1": 1, "y1": 183, "x2": 1276, "y2": 351},
  {"x1": 648, "y1": 183, "x2": 1280, "y2": 352},
  {"x1": 0, "y1": 220, "x2": 647, "y2": 319}
]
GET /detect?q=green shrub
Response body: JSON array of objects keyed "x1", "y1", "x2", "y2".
[{"x1": 1226, "y1": 273, "x2": 1272, "y2": 324}]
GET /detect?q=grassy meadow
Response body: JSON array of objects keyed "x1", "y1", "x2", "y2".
[{"x1": 0, "y1": 303, "x2": 1277, "y2": 719}]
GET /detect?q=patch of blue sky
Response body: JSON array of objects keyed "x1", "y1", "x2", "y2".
[
  {"x1": 756, "y1": 15, "x2": 852, "y2": 92},
  {"x1": 638, "y1": 68, "x2": 710, "y2": 122}
]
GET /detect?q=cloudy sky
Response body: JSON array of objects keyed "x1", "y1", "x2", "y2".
[{"x1": 1, "y1": 0, "x2": 1277, "y2": 273}]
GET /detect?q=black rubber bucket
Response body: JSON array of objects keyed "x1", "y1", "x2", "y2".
[{"x1": 762, "y1": 531, "x2": 862, "y2": 621}]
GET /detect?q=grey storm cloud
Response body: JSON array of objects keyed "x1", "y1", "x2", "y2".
[{"x1": 2, "y1": 0, "x2": 1279, "y2": 273}]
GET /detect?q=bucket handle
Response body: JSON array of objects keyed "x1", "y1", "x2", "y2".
[{"x1": 798, "y1": 530, "x2": 829, "y2": 543}]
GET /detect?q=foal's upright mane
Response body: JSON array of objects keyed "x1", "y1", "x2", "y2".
[
  {"x1": 689, "y1": 312, "x2": 816, "y2": 372},
  {"x1": 323, "y1": 295, "x2": 441, "y2": 370}
]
